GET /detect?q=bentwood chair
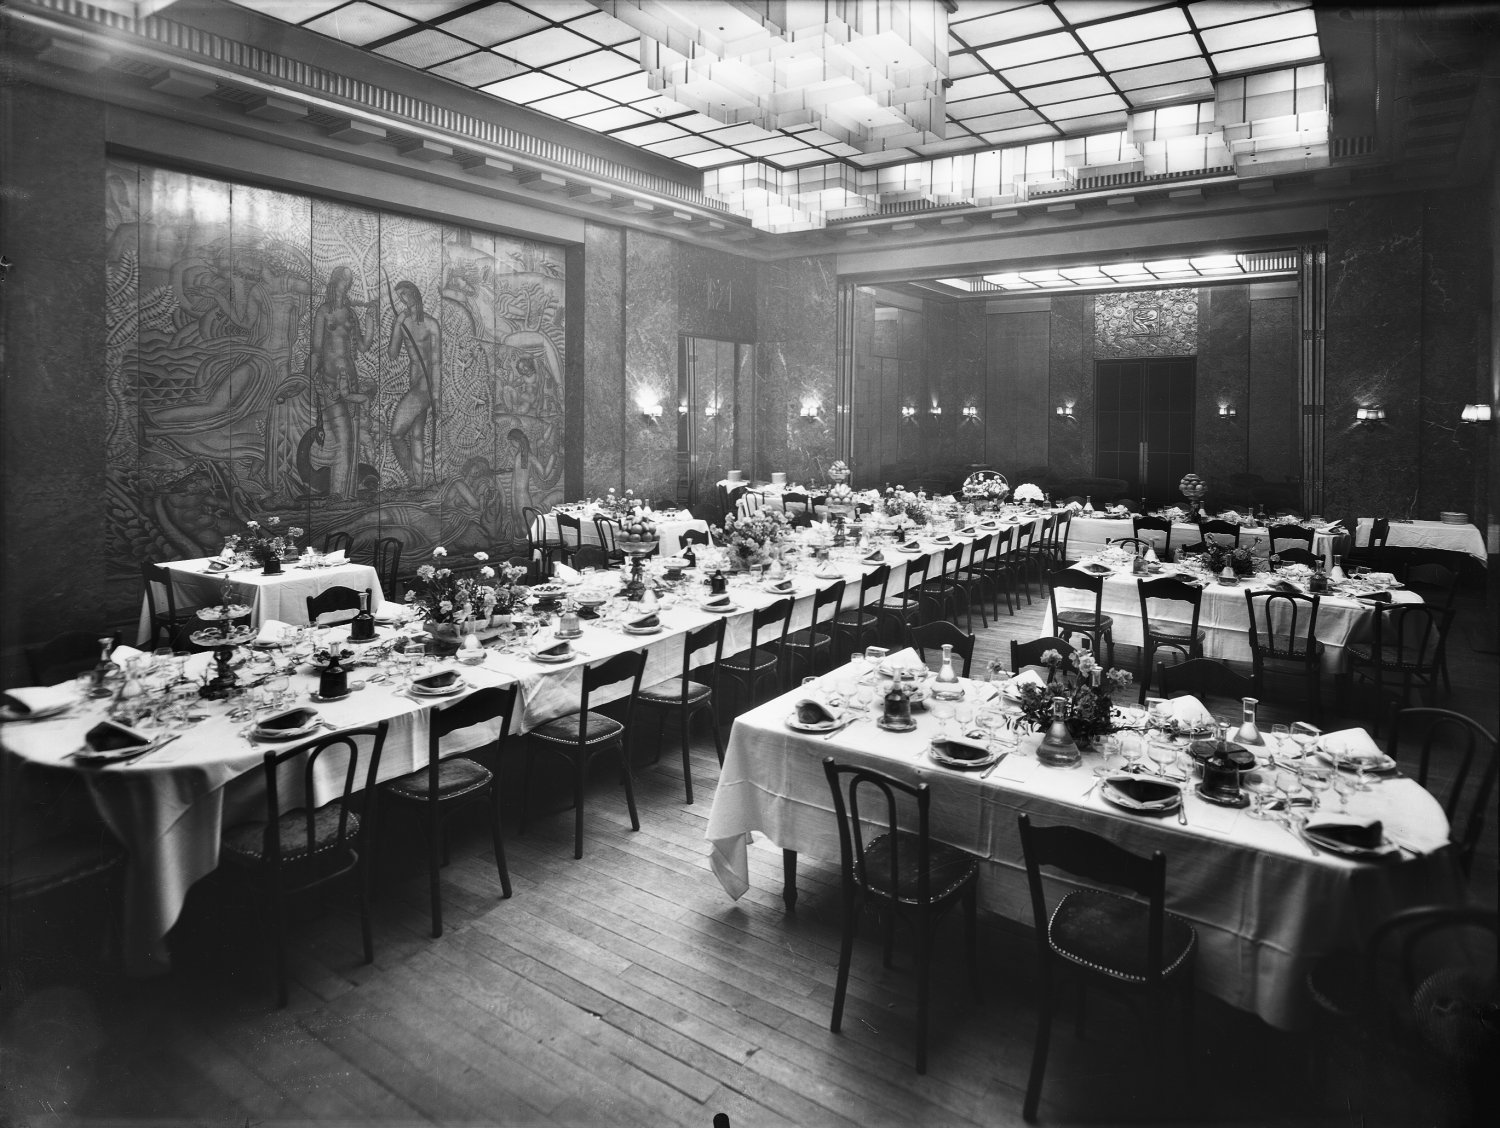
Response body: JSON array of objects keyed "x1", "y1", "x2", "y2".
[
  {"x1": 372, "y1": 536, "x2": 402, "y2": 600},
  {"x1": 219, "y1": 721, "x2": 389, "y2": 1007},
  {"x1": 1198, "y1": 519, "x2": 1242, "y2": 548},
  {"x1": 720, "y1": 597, "x2": 794, "y2": 713},
  {"x1": 1270, "y1": 547, "x2": 1322, "y2": 569},
  {"x1": 952, "y1": 530, "x2": 999, "y2": 627},
  {"x1": 878, "y1": 552, "x2": 932, "y2": 644},
  {"x1": 523, "y1": 649, "x2": 646, "y2": 859},
  {"x1": 1132, "y1": 515, "x2": 1174, "y2": 558},
  {"x1": 1268, "y1": 524, "x2": 1316, "y2": 555},
  {"x1": 521, "y1": 505, "x2": 551, "y2": 570},
  {"x1": 552, "y1": 511, "x2": 584, "y2": 569},
  {"x1": 635, "y1": 619, "x2": 726, "y2": 805},
  {"x1": 783, "y1": 580, "x2": 846, "y2": 686},
  {"x1": 918, "y1": 543, "x2": 974, "y2": 632},
  {"x1": 1388, "y1": 708, "x2": 1497, "y2": 878},
  {"x1": 829, "y1": 564, "x2": 889, "y2": 662},
  {"x1": 910, "y1": 621, "x2": 974, "y2": 678},
  {"x1": 380, "y1": 685, "x2": 517, "y2": 938},
  {"x1": 1134, "y1": 577, "x2": 1205, "y2": 703},
  {"x1": 981, "y1": 525, "x2": 1022, "y2": 617},
  {"x1": 1245, "y1": 589, "x2": 1325, "y2": 722},
  {"x1": 1011, "y1": 636, "x2": 1076, "y2": 673},
  {"x1": 1017, "y1": 813, "x2": 1197, "y2": 1121},
  {"x1": 1108, "y1": 536, "x2": 1158, "y2": 556},
  {"x1": 140, "y1": 561, "x2": 201, "y2": 650},
  {"x1": 593, "y1": 515, "x2": 626, "y2": 565},
  {"x1": 1343, "y1": 516, "x2": 1390, "y2": 574},
  {"x1": 1156, "y1": 658, "x2": 1253, "y2": 708},
  {"x1": 824, "y1": 757, "x2": 981, "y2": 1074},
  {"x1": 1048, "y1": 510, "x2": 1075, "y2": 569},
  {"x1": 1018, "y1": 514, "x2": 1057, "y2": 595},
  {"x1": 1341, "y1": 603, "x2": 1453, "y2": 734},
  {"x1": 323, "y1": 531, "x2": 354, "y2": 556},
  {"x1": 305, "y1": 586, "x2": 368, "y2": 626},
  {"x1": 1046, "y1": 568, "x2": 1114, "y2": 666}
]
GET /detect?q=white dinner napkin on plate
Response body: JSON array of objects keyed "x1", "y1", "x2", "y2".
[
  {"x1": 1002, "y1": 668, "x2": 1048, "y2": 698},
  {"x1": 1319, "y1": 728, "x2": 1386, "y2": 763},
  {"x1": 880, "y1": 647, "x2": 923, "y2": 671},
  {"x1": 1163, "y1": 695, "x2": 1215, "y2": 727},
  {"x1": 254, "y1": 619, "x2": 293, "y2": 646},
  {"x1": 323, "y1": 549, "x2": 348, "y2": 564},
  {"x1": 110, "y1": 644, "x2": 146, "y2": 666},
  {"x1": 553, "y1": 562, "x2": 582, "y2": 582},
  {"x1": 3, "y1": 685, "x2": 75, "y2": 716}
]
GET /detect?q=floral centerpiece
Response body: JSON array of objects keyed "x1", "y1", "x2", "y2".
[
  {"x1": 223, "y1": 516, "x2": 303, "y2": 574},
  {"x1": 1013, "y1": 482, "x2": 1045, "y2": 506},
  {"x1": 719, "y1": 508, "x2": 791, "y2": 570},
  {"x1": 484, "y1": 558, "x2": 530, "y2": 618},
  {"x1": 595, "y1": 487, "x2": 639, "y2": 520},
  {"x1": 1016, "y1": 648, "x2": 1133, "y2": 744},
  {"x1": 881, "y1": 486, "x2": 930, "y2": 527},
  {"x1": 1198, "y1": 541, "x2": 1259, "y2": 577},
  {"x1": 405, "y1": 547, "x2": 489, "y2": 628},
  {"x1": 961, "y1": 474, "x2": 1010, "y2": 507}
]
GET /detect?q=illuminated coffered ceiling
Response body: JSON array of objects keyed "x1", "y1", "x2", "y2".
[{"x1": 225, "y1": 0, "x2": 1324, "y2": 172}]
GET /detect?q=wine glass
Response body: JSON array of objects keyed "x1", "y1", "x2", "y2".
[
  {"x1": 1121, "y1": 731, "x2": 1146, "y2": 773},
  {"x1": 1270, "y1": 723, "x2": 1291, "y2": 764},
  {"x1": 929, "y1": 698, "x2": 956, "y2": 740},
  {"x1": 1176, "y1": 749, "x2": 1198, "y2": 788},
  {"x1": 1330, "y1": 769, "x2": 1357, "y2": 811},
  {"x1": 1149, "y1": 737, "x2": 1178, "y2": 777},
  {"x1": 266, "y1": 674, "x2": 290, "y2": 708},
  {"x1": 1274, "y1": 768, "x2": 1303, "y2": 820},
  {"x1": 1301, "y1": 766, "x2": 1331, "y2": 810},
  {"x1": 954, "y1": 703, "x2": 975, "y2": 736},
  {"x1": 1091, "y1": 735, "x2": 1123, "y2": 787},
  {"x1": 1290, "y1": 722, "x2": 1321, "y2": 762},
  {"x1": 1243, "y1": 769, "x2": 1277, "y2": 819}
]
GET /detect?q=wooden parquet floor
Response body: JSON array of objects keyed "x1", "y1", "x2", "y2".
[{"x1": 4, "y1": 580, "x2": 1496, "y2": 1128}]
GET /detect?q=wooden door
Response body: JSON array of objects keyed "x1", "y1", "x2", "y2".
[{"x1": 1095, "y1": 358, "x2": 1195, "y2": 506}]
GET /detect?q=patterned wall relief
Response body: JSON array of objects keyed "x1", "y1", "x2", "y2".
[
  {"x1": 102, "y1": 161, "x2": 565, "y2": 611},
  {"x1": 1094, "y1": 288, "x2": 1199, "y2": 358}
]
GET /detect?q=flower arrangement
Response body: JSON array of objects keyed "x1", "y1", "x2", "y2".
[
  {"x1": 405, "y1": 547, "x2": 487, "y2": 624},
  {"x1": 1013, "y1": 482, "x2": 1045, "y2": 505},
  {"x1": 1199, "y1": 542, "x2": 1258, "y2": 577},
  {"x1": 223, "y1": 516, "x2": 303, "y2": 566},
  {"x1": 1016, "y1": 648, "x2": 1133, "y2": 742},
  {"x1": 483, "y1": 558, "x2": 530, "y2": 615},
  {"x1": 961, "y1": 475, "x2": 1010, "y2": 504},
  {"x1": 719, "y1": 508, "x2": 791, "y2": 568},
  {"x1": 881, "y1": 486, "x2": 930, "y2": 527},
  {"x1": 594, "y1": 487, "x2": 639, "y2": 520}
]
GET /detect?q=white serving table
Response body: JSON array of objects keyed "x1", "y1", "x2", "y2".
[
  {"x1": 706, "y1": 670, "x2": 1459, "y2": 1030},
  {"x1": 1358, "y1": 518, "x2": 1488, "y2": 564},
  {"x1": 138, "y1": 558, "x2": 386, "y2": 643}
]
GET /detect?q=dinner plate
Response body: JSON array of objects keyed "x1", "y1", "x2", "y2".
[
  {"x1": 530, "y1": 584, "x2": 566, "y2": 599},
  {"x1": 1301, "y1": 827, "x2": 1399, "y2": 858},
  {"x1": 624, "y1": 624, "x2": 663, "y2": 635},
  {"x1": 529, "y1": 648, "x2": 574, "y2": 664},
  {"x1": 762, "y1": 581, "x2": 798, "y2": 595},
  {"x1": 253, "y1": 719, "x2": 320, "y2": 740},
  {"x1": 876, "y1": 715, "x2": 918, "y2": 733},
  {"x1": 700, "y1": 602, "x2": 739, "y2": 614},
  {"x1": 786, "y1": 713, "x2": 845, "y2": 734},
  {"x1": 895, "y1": 545, "x2": 925, "y2": 554},
  {"x1": 1315, "y1": 749, "x2": 1398, "y2": 774},
  {"x1": 929, "y1": 743, "x2": 1000, "y2": 770},
  {"x1": 0, "y1": 702, "x2": 71, "y2": 722},
  {"x1": 410, "y1": 679, "x2": 466, "y2": 696},
  {"x1": 1101, "y1": 777, "x2": 1182, "y2": 815}
]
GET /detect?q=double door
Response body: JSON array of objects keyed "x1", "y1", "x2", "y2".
[{"x1": 1094, "y1": 358, "x2": 1195, "y2": 507}]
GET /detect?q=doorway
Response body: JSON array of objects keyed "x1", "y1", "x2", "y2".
[
  {"x1": 679, "y1": 336, "x2": 750, "y2": 511},
  {"x1": 1094, "y1": 358, "x2": 1195, "y2": 506}
]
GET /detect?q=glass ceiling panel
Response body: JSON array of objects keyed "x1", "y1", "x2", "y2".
[{"x1": 228, "y1": 1, "x2": 1321, "y2": 180}]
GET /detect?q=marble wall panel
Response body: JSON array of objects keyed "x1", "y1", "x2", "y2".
[
  {"x1": 679, "y1": 243, "x2": 757, "y2": 343},
  {"x1": 582, "y1": 223, "x2": 625, "y2": 496},
  {"x1": 1324, "y1": 196, "x2": 1424, "y2": 520},
  {"x1": 1196, "y1": 286, "x2": 1250, "y2": 495},
  {"x1": 986, "y1": 309, "x2": 1051, "y2": 479},
  {"x1": 624, "y1": 230, "x2": 678, "y2": 504},
  {"x1": 1048, "y1": 296, "x2": 1091, "y2": 479},
  {"x1": 928, "y1": 303, "x2": 987, "y2": 471},
  {"x1": 772, "y1": 256, "x2": 838, "y2": 484},
  {"x1": 1248, "y1": 294, "x2": 1299, "y2": 489}
]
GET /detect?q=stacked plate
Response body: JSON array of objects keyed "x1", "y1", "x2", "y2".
[{"x1": 1440, "y1": 511, "x2": 1468, "y2": 524}]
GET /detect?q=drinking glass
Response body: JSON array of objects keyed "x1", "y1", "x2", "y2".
[
  {"x1": 954, "y1": 704, "x2": 975, "y2": 733},
  {"x1": 1149, "y1": 737, "x2": 1178, "y2": 777},
  {"x1": 929, "y1": 698, "x2": 955, "y2": 739},
  {"x1": 1301, "y1": 766, "x2": 1331, "y2": 810},
  {"x1": 1243, "y1": 770, "x2": 1276, "y2": 819},
  {"x1": 1121, "y1": 731, "x2": 1146, "y2": 772},
  {"x1": 266, "y1": 674, "x2": 290, "y2": 707},
  {"x1": 1270, "y1": 723, "x2": 1291, "y2": 764},
  {"x1": 853, "y1": 684, "x2": 875, "y2": 717},
  {"x1": 1290, "y1": 722, "x2": 1321, "y2": 761},
  {"x1": 1275, "y1": 768, "x2": 1303, "y2": 819},
  {"x1": 1177, "y1": 749, "x2": 1198, "y2": 788},
  {"x1": 865, "y1": 646, "x2": 890, "y2": 665},
  {"x1": 1330, "y1": 770, "x2": 1356, "y2": 810}
]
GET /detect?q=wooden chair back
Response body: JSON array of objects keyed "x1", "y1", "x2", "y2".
[
  {"x1": 910, "y1": 620, "x2": 974, "y2": 677},
  {"x1": 306, "y1": 586, "x2": 367, "y2": 625},
  {"x1": 1388, "y1": 708, "x2": 1497, "y2": 876}
]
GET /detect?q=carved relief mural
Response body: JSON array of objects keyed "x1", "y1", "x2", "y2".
[
  {"x1": 1094, "y1": 288, "x2": 1198, "y2": 357},
  {"x1": 103, "y1": 162, "x2": 565, "y2": 609}
]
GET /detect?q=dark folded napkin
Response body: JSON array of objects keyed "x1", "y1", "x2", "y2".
[
  {"x1": 934, "y1": 730, "x2": 991, "y2": 760},
  {"x1": 207, "y1": 559, "x2": 232, "y2": 572},
  {"x1": 413, "y1": 670, "x2": 460, "y2": 690},
  {"x1": 1105, "y1": 776, "x2": 1180, "y2": 806},
  {"x1": 793, "y1": 698, "x2": 839, "y2": 726},
  {"x1": 629, "y1": 614, "x2": 659, "y2": 629},
  {"x1": 901, "y1": 540, "x2": 921, "y2": 551},
  {"x1": 1305, "y1": 819, "x2": 1383, "y2": 849},
  {"x1": 256, "y1": 707, "x2": 317, "y2": 732},
  {"x1": 766, "y1": 579, "x2": 794, "y2": 593},
  {"x1": 862, "y1": 550, "x2": 884, "y2": 563},
  {"x1": 535, "y1": 641, "x2": 571, "y2": 657},
  {"x1": 703, "y1": 595, "x2": 733, "y2": 609},
  {"x1": 84, "y1": 720, "x2": 151, "y2": 753},
  {"x1": 1357, "y1": 591, "x2": 1393, "y2": 603}
]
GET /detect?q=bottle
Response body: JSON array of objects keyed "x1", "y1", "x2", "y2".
[
  {"x1": 709, "y1": 569, "x2": 727, "y2": 595},
  {"x1": 319, "y1": 649, "x2": 348, "y2": 699},
  {"x1": 1310, "y1": 560, "x2": 1329, "y2": 593},
  {"x1": 89, "y1": 635, "x2": 117, "y2": 698},
  {"x1": 1084, "y1": 495, "x2": 1095, "y2": 515},
  {"x1": 1132, "y1": 547, "x2": 1147, "y2": 574},
  {"x1": 934, "y1": 643, "x2": 962, "y2": 699},
  {"x1": 1330, "y1": 555, "x2": 1346, "y2": 582},
  {"x1": 682, "y1": 543, "x2": 697, "y2": 569},
  {"x1": 349, "y1": 589, "x2": 376, "y2": 641},
  {"x1": 883, "y1": 676, "x2": 913, "y2": 727},
  {"x1": 1235, "y1": 697, "x2": 1264, "y2": 746}
]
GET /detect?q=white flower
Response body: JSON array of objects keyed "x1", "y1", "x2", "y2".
[
  {"x1": 433, "y1": 546, "x2": 447, "y2": 557},
  {"x1": 480, "y1": 566, "x2": 495, "y2": 578},
  {"x1": 439, "y1": 600, "x2": 453, "y2": 613},
  {"x1": 474, "y1": 551, "x2": 489, "y2": 561},
  {"x1": 266, "y1": 516, "x2": 280, "y2": 525},
  {"x1": 246, "y1": 520, "x2": 260, "y2": 529}
]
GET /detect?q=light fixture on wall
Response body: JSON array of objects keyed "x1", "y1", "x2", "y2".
[
  {"x1": 678, "y1": 402, "x2": 689, "y2": 416},
  {"x1": 1460, "y1": 403, "x2": 1492, "y2": 424},
  {"x1": 1056, "y1": 402, "x2": 1076, "y2": 421},
  {"x1": 901, "y1": 404, "x2": 917, "y2": 420},
  {"x1": 799, "y1": 398, "x2": 821, "y2": 420},
  {"x1": 640, "y1": 400, "x2": 664, "y2": 423},
  {"x1": 928, "y1": 404, "x2": 942, "y2": 417},
  {"x1": 1355, "y1": 404, "x2": 1387, "y2": 424},
  {"x1": 961, "y1": 404, "x2": 980, "y2": 424},
  {"x1": 1218, "y1": 403, "x2": 1238, "y2": 419},
  {"x1": 704, "y1": 403, "x2": 720, "y2": 418}
]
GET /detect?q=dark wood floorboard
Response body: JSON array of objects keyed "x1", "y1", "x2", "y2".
[{"x1": 4, "y1": 576, "x2": 1495, "y2": 1127}]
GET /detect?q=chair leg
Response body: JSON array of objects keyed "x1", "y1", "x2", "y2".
[
  {"x1": 915, "y1": 921, "x2": 931, "y2": 1074},
  {"x1": 964, "y1": 882, "x2": 981, "y2": 1002},
  {"x1": 680, "y1": 707, "x2": 694, "y2": 805},
  {"x1": 1024, "y1": 969, "x2": 1054, "y2": 1122},
  {"x1": 573, "y1": 750, "x2": 587, "y2": 860},
  {"x1": 427, "y1": 797, "x2": 444, "y2": 939},
  {"x1": 357, "y1": 861, "x2": 375, "y2": 964},
  {"x1": 709, "y1": 703, "x2": 726, "y2": 766},
  {"x1": 620, "y1": 740, "x2": 641, "y2": 832},
  {"x1": 830, "y1": 889, "x2": 857, "y2": 1034},
  {"x1": 489, "y1": 785, "x2": 512, "y2": 899},
  {"x1": 520, "y1": 749, "x2": 536, "y2": 835}
]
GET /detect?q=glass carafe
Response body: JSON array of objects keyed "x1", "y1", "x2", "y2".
[
  {"x1": 1037, "y1": 695, "x2": 1082, "y2": 767},
  {"x1": 933, "y1": 643, "x2": 962, "y2": 699},
  {"x1": 1235, "y1": 697, "x2": 1264, "y2": 747}
]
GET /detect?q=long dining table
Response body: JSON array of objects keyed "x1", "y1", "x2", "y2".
[
  {"x1": 1067, "y1": 514, "x2": 1347, "y2": 566},
  {"x1": 705, "y1": 667, "x2": 1460, "y2": 1030},
  {"x1": 7, "y1": 519, "x2": 1040, "y2": 976}
]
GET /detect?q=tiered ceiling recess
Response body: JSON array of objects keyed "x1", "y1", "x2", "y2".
[{"x1": 222, "y1": 0, "x2": 1329, "y2": 232}]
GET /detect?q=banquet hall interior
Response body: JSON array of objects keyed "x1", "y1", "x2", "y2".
[{"x1": 2, "y1": 1, "x2": 1498, "y2": 1125}]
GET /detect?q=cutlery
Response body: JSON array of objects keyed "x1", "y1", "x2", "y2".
[
  {"x1": 127, "y1": 733, "x2": 181, "y2": 762},
  {"x1": 980, "y1": 753, "x2": 1009, "y2": 779},
  {"x1": 1081, "y1": 775, "x2": 1103, "y2": 797},
  {"x1": 1176, "y1": 795, "x2": 1189, "y2": 825}
]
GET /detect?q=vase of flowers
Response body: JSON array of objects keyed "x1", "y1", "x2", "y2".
[
  {"x1": 1016, "y1": 648, "x2": 1133, "y2": 765},
  {"x1": 223, "y1": 516, "x2": 303, "y2": 575},
  {"x1": 1200, "y1": 542, "x2": 1258, "y2": 578},
  {"x1": 719, "y1": 508, "x2": 791, "y2": 571},
  {"x1": 405, "y1": 547, "x2": 497, "y2": 651},
  {"x1": 881, "y1": 486, "x2": 930, "y2": 528},
  {"x1": 1013, "y1": 482, "x2": 1045, "y2": 507},
  {"x1": 961, "y1": 474, "x2": 1010, "y2": 510}
]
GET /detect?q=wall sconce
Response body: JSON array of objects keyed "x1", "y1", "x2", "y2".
[
  {"x1": 1218, "y1": 403, "x2": 1237, "y2": 419},
  {"x1": 961, "y1": 405, "x2": 980, "y2": 424},
  {"x1": 928, "y1": 405, "x2": 942, "y2": 417},
  {"x1": 901, "y1": 404, "x2": 917, "y2": 420},
  {"x1": 1056, "y1": 403, "x2": 1075, "y2": 420},
  {"x1": 704, "y1": 403, "x2": 719, "y2": 418},
  {"x1": 1355, "y1": 404, "x2": 1387, "y2": 424},
  {"x1": 640, "y1": 401, "x2": 664, "y2": 423},
  {"x1": 799, "y1": 399, "x2": 821, "y2": 420},
  {"x1": 1460, "y1": 403, "x2": 1492, "y2": 424},
  {"x1": 678, "y1": 402, "x2": 689, "y2": 416}
]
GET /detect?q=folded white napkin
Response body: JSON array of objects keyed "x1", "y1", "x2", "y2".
[
  {"x1": 1164, "y1": 695, "x2": 1215, "y2": 727},
  {"x1": 1320, "y1": 728, "x2": 1385, "y2": 763},
  {"x1": 3, "y1": 684, "x2": 75, "y2": 715},
  {"x1": 373, "y1": 604, "x2": 407, "y2": 624},
  {"x1": 1002, "y1": 668, "x2": 1048, "y2": 698},
  {"x1": 554, "y1": 562, "x2": 582, "y2": 582},
  {"x1": 883, "y1": 647, "x2": 922, "y2": 669},
  {"x1": 764, "y1": 578, "x2": 795, "y2": 593},
  {"x1": 184, "y1": 652, "x2": 215, "y2": 681},
  {"x1": 815, "y1": 563, "x2": 843, "y2": 579},
  {"x1": 323, "y1": 549, "x2": 347, "y2": 564},
  {"x1": 110, "y1": 644, "x2": 146, "y2": 666},
  {"x1": 254, "y1": 619, "x2": 293, "y2": 645}
]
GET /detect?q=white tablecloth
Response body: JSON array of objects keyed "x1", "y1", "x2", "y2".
[
  {"x1": 1045, "y1": 566, "x2": 1421, "y2": 674},
  {"x1": 137, "y1": 559, "x2": 386, "y2": 643},
  {"x1": 540, "y1": 510, "x2": 711, "y2": 557},
  {"x1": 1068, "y1": 517, "x2": 1343, "y2": 567},
  {"x1": 705, "y1": 673, "x2": 1458, "y2": 1029},
  {"x1": 1358, "y1": 518, "x2": 1488, "y2": 563}
]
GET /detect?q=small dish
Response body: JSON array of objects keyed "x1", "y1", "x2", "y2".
[
  {"x1": 309, "y1": 689, "x2": 352, "y2": 702},
  {"x1": 700, "y1": 601, "x2": 738, "y2": 614},
  {"x1": 876, "y1": 715, "x2": 917, "y2": 733}
]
